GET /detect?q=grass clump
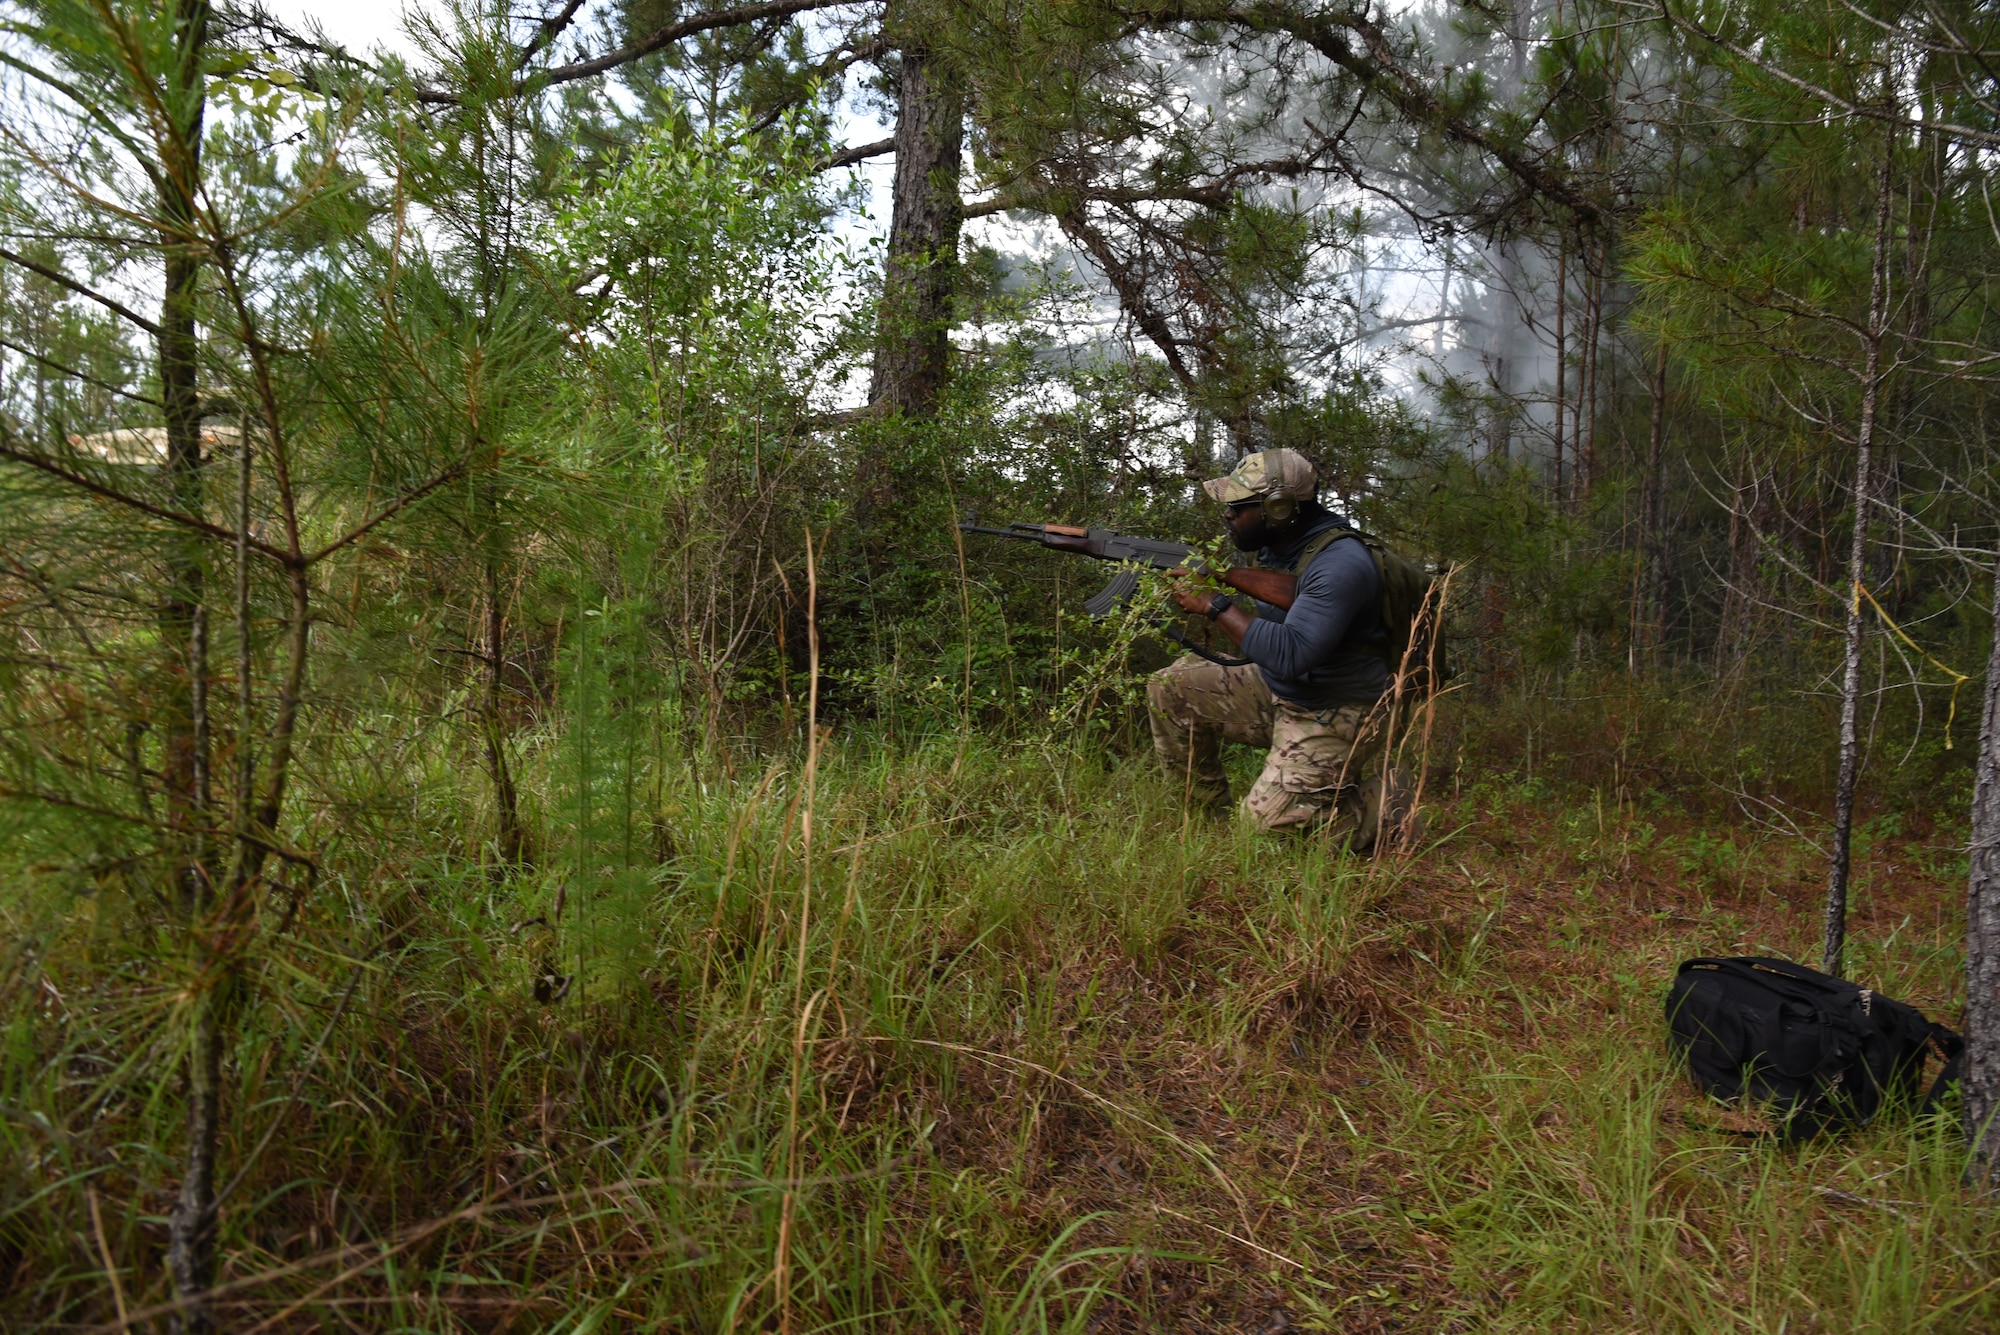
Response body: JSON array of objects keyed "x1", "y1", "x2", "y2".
[{"x1": 1, "y1": 726, "x2": 1994, "y2": 1331}]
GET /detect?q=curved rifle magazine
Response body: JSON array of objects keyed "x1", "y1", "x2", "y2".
[{"x1": 1083, "y1": 568, "x2": 1141, "y2": 620}]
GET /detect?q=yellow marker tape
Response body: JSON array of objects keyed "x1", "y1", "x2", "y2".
[{"x1": 1856, "y1": 582, "x2": 1972, "y2": 748}]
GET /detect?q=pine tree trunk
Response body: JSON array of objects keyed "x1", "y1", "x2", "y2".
[
  {"x1": 1552, "y1": 229, "x2": 1566, "y2": 504},
  {"x1": 464, "y1": 113, "x2": 527, "y2": 869},
  {"x1": 1580, "y1": 237, "x2": 1602, "y2": 497},
  {"x1": 1823, "y1": 409, "x2": 1875, "y2": 979},
  {"x1": 1636, "y1": 342, "x2": 1669, "y2": 669},
  {"x1": 158, "y1": 6, "x2": 222, "y2": 1328},
  {"x1": 1965, "y1": 553, "x2": 2000, "y2": 1183},
  {"x1": 168, "y1": 979, "x2": 227, "y2": 1335},
  {"x1": 1824, "y1": 150, "x2": 1895, "y2": 979},
  {"x1": 159, "y1": 0, "x2": 209, "y2": 907},
  {"x1": 484, "y1": 540, "x2": 529, "y2": 866},
  {"x1": 867, "y1": 42, "x2": 962, "y2": 423}
]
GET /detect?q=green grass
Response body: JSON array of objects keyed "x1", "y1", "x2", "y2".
[{"x1": 1, "y1": 725, "x2": 1993, "y2": 1331}]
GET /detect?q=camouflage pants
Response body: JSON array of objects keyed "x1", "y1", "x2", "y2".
[{"x1": 1146, "y1": 654, "x2": 1410, "y2": 847}]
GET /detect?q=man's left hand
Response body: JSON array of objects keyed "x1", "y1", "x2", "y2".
[
  {"x1": 1170, "y1": 586, "x2": 1216, "y2": 617},
  {"x1": 1167, "y1": 577, "x2": 1252, "y2": 648}
]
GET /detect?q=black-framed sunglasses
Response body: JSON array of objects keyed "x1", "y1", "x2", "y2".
[{"x1": 1223, "y1": 499, "x2": 1262, "y2": 516}]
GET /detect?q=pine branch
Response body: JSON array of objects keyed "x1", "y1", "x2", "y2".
[
  {"x1": 0, "y1": 246, "x2": 161, "y2": 335},
  {"x1": 821, "y1": 136, "x2": 895, "y2": 170},
  {"x1": 412, "y1": 0, "x2": 867, "y2": 104}
]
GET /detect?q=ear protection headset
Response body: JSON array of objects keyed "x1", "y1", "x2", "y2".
[{"x1": 1263, "y1": 491, "x2": 1298, "y2": 524}]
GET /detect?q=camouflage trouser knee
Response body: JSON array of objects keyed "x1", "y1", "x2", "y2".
[
  {"x1": 1146, "y1": 654, "x2": 1410, "y2": 848},
  {"x1": 1146, "y1": 655, "x2": 1273, "y2": 815}
]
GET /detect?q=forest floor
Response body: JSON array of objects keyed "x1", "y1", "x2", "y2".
[
  {"x1": 816, "y1": 748, "x2": 1983, "y2": 1333},
  {"x1": 5, "y1": 730, "x2": 1994, "y2": 1331}
]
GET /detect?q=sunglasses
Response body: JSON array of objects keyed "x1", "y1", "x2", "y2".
[{"x1": 1223, "y1": 499, "x2": 1263, "y2": 516}]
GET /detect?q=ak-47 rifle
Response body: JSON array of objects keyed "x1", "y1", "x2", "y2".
[
  {"x1": 958, "y1": 516, "x2": 1302, "y2": 665},
  {"x1": 957, "y1": 518, "x2": 1302, "y2": 618}
]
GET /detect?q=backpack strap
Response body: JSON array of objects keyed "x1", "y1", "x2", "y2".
[
  {"x1": 1286, "y1": 523, "x2": 1361, "y2": 576},
  {"x1": 1918, "y1": 1023, "x2": 1966, "y2": 1119},
  {"x1": 1284, "y1": 525, "x2": 1400, "y2": 671},
  {"x1": 1347, "y1": 533, "x2": 1395, "y2": 674},
  {"x1": 1283, "y1": 525, "x2": 1442, "y2": 687}
]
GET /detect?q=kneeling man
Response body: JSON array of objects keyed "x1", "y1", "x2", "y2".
[{"x1": 1154, "y1": 447, "x2": 1408, "y2": 847}]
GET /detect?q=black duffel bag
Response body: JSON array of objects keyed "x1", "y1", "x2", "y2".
[{"x1": 1665, "y1": 956, "x2": 1963, "y2": 1139}]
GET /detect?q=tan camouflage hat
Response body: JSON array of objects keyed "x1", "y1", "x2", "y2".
[{"x1": 1202, "y1": 448, "x2": 1317, "y2": 506}]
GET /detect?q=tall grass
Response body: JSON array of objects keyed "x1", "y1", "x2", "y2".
[{"x1": 2, "y1": 717, "x2": 1995, "y2": 1330}]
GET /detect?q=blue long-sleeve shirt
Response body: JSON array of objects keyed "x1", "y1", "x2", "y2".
[{"x1": 1238, "y1": 510, "x2": 1390, "y2": 709}]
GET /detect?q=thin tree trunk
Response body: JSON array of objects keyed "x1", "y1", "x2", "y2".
[
  {"x1": 465, "y1": 111, "x2": 527, "y2": 868},
  {"x1": 1553, "y1": 228, "x2": 1567, "y2": 504},
  {"x1": 1823, "y1": 147, "x2": 1895, "y2": 979},
  {"x1": 159, "y1": 0, "x2": 210, "y2": 911},
  {"x1": 1633, "y1": 342, "x2": 1669, "y2": 671},
  {"x1": 867, "y1": 42, "x2": 962, "y2": 425},
  {"x1": 1550, "y1": 0, "x2": 1566, "y2": 503},
  {"x1": 164, "y1": 224, "x2": 317, "y2": 1329},
  {"x1": 484, "y1": 538, "x2": 528, "y2": 865},
  {"x1": 169, "y1": 983, "x2": 227, "y2": 1335},
  {"x1": 1580, "y1": 235, "x2": 1602, "y2": 497},
  {"x1": 1964, "y1": 551, "x2": 2000, "y2": 1183},
  {"x1": 234, "y1": 413, "x2": 254, "y2": 824},
  {"x1": 164, "y1": 417, "x2": 256, "y2": 1335},
  {"x1": 161, "y1": 3, "x2": 218, "y2": 1328}
]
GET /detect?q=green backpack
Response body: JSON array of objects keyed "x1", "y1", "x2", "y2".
[{"x1": 1294, "y1": 527, "x2": 1451, "y2": 696}]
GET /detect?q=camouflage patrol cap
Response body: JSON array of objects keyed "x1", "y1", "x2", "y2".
[{"x1": 1202, "y1": 448, "x2": 1317, "y2": 506}]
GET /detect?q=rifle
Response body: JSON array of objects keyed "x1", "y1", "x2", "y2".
[
  {"x1": 958, "y1": 517, "x2": 1304, "y2": 667},
  {"x1": 957, "y1": 519, "x2": 1301, "y2": 618}
]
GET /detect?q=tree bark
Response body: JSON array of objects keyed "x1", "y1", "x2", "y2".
[
  {"x1": 1552, "y1": 227, "x2": 1566, "y2": 504},
  {"x1": 1965, "y1": 551, "x2": 2000, "y2": 1183},
  {"x1": 159, "y1": 0, "x2": 210, "y2": 907},
  {"x1": 168, "y1": 978, "x2": 227, "y2": 1335},
  {"x1": 1580, "y1": 234, "x2": 1602, "y2": 498},
  {"x1": 165, "y1": 213, "x2": 318, "y2": 1335},
  {"x1": 867, "y1": 42, "x2": 963, "y2": 423},
  {"x1": 162, "y1": 6, "x2": 217, "y2": 1324},
  {"x1": 484, "y1": 538, "x2": 529, "y2": 865},
  {"x1": 1823, "y1": 147, "x2": 1895, "y2": 979},
  {"x1": 1632, "y1": 342, "x2": 1669, "y2": 673}
]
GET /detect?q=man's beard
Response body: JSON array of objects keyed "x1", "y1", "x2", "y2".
[{"x1": 1229, "y1": 516, "x2": 1274, "y2": 552}]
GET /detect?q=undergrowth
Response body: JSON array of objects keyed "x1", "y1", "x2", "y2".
[{"x1": 1, "y1": 721, "x2": 1991, "y2": 1331}]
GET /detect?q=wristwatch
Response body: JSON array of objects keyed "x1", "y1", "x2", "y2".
[{"x1": 1204, "y1": 592, "x2": 1234, "y2": 621}]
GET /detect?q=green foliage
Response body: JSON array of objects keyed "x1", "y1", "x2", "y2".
[
  {"x1": 549, "y1": 116, "x2": 856, "y2": 423},
  {"x1": 6, "y1": 0, "x2": 2000, "y2": 1325}
]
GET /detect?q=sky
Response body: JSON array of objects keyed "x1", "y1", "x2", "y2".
[{"x1": 266, "y1": 0, "x2": 422, "y2": 62}]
